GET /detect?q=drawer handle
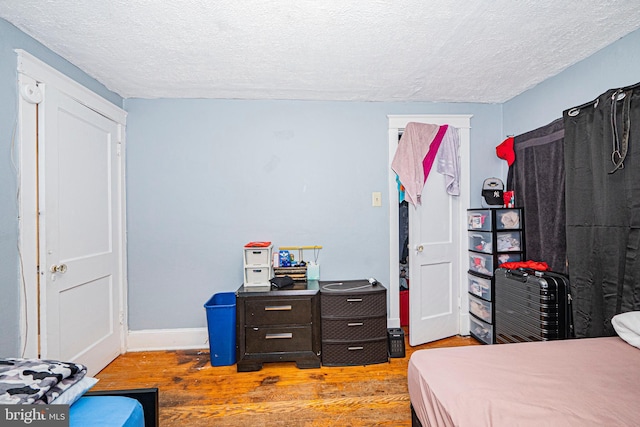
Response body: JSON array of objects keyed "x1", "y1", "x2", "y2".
[
  {"x1": 347, "y1": 322, "x2": 364, "y2": 327},
  {"x1": 265, "y1": 333, "x2": 293, "y2": 339},
  {"x1": 346, "y1": 298, "x2": 363, "y2": 302},
  {"x1": 264, "y1": 305, "x2": 292, "y2": 311},
  {"x1": 348, "y1": 346, "x2": 364, "y2": 351}
]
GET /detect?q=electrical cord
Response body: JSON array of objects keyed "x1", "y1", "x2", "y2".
[
  {"x1": 321, "y1": 278, "x2": 379, "y2": 292},
  {"x1": 10, "y1": 102, "x2": 29, "y2": 358}
]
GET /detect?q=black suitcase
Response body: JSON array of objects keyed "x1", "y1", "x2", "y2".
[{"x1": 494, "y1": 268, "x2": 574, "y2": 344}]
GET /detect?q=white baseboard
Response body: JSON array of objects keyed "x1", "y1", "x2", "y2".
[
  {"x1": 126, "y1": 316, "x2": 465, "y2": 352},
  {"x1": 387, "y1": 316, "x2": 400, "y2": 329},
  {"x1": 127, "y1": 327, "x2": 209, "y2": 352}
]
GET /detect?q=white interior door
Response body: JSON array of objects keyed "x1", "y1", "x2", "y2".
[
  {"x1": 408, "y1": 170, "x2": 460, "y2": 345},
  {"x1": 387, "y1": 114, "x2": 471, "y2": 345},
  {"x1": 39, "y1": 85, "x2": 123, "y2": 375}
]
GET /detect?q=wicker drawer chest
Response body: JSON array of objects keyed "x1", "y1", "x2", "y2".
[{"x1": 319, "y1": 280, "x2": 388, "y2": 366}]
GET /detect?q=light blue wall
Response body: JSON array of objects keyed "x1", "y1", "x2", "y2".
[
  {"x1": 0, "y1": 18, "x2": 122, "y2": 354},
  {"x1": 503, "y1": 28, "x2": 640, "y2": 136},
  {"x1": 125, "y1": 28, "x2": 640, "y2": 331},
  {"x1": 124, "y1": 99, "x2": 503, "y2": 329}
]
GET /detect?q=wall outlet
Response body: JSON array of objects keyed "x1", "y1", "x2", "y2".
[{"x1": 372, "y1": 192, "x2": 382, "y2": 207}]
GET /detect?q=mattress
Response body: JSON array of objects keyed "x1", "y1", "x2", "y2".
[
  {"x1": 408, "y1": 337, "x2": 640, "y2": 426},
  {"x1": 70, "y1": 396, "x2": 144, "y2": 427}
]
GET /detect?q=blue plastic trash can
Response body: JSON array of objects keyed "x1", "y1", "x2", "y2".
[{"x1": 204, "y1": 292, "x2": 237, "y2": 366}]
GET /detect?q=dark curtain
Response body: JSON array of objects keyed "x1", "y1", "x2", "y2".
[
  {"x1": 563, "y1": 82, "x2": 640, "y2": 338},
  {"x1": 509, "y1": 118, "x2": 567, "y2": 274}
]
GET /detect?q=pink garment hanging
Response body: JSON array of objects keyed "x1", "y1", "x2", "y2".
[
  {"x1": 391, "y1": 122, "x2": 440, "y2": 205},
  {"x1": 422, "y1": 124, "x2": 448, "y2": 183}
]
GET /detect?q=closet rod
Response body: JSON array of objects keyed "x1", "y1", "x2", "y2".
[{"x1": 569, "y1": 81, "x2": 640, "y2": 112}]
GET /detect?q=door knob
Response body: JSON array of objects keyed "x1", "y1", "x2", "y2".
[
  {"x1": 50, "y1": 264, "x2": 67, "y2": 273},
  {"x1": 416, "y1": 245, "x2": 424, "y2": 252}
]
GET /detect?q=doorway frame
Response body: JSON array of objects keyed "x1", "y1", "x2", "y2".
[
  {"x1": 387, "y1": 114, "x2": 472, "y2": 334},
  {"x1": 15, "y1": 49, "x2": 128, "y2": 357}
]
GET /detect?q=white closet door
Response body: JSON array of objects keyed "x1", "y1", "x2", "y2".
[{"x1": 40, "y1": 85, "x2": 123, "y2": 375}]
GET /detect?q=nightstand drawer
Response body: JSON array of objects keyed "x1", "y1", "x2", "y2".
[
  {"x1": 321, "y1": 292, "x2": 386, "y2": 317},
  {"x1": 245, "y1": 325, "x2": 313, "y2": 353},
  {"x1": 321, "y1": 338, "x2": 388, "y2": 366},
  {"x1": 321, "y1": 316, "x2": 387, "y2": 341},
  {"x1": 245, "y1": 298, "x2": 312, "y2": 326}
]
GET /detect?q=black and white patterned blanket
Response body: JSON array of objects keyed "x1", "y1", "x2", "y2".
[{"x1": 0, "y1": 358, "x2": 87, "y2": 404}]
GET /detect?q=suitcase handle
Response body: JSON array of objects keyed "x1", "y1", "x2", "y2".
[{"x1": 505, "y1": 268, "x2": 529, "y2": 282}]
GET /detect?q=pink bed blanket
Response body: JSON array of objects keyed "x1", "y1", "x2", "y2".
[{"x1": 408, "y1": 337, "x2": 640, "y2": 426}]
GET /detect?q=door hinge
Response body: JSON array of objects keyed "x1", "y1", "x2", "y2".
[{"x1": 119, "y1": 311, "x2": 125, "y2": 325}]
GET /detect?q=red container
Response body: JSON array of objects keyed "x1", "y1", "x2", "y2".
[{"x1": 400, "y1": 290, "x2": 409, "y2": 326}]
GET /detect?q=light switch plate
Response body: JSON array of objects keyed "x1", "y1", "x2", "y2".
[{"x1": 372, "y1": 192, "x2": 382, "y2": 207}]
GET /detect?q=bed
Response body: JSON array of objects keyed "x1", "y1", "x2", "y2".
[
  {"x1": 0, "y1": 358, "x2": 158, "y2": 427},
  {"x1": 408, "y1": 311, "x2": 640, "y2": 426}
]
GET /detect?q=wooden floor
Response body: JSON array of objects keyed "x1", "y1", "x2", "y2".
[{"x1": 94, "y1": 331, "x2": 478, "y2": 426}]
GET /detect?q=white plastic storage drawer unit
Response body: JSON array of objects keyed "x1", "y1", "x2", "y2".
[
  {"x1": 466, "y1": 207, "x2": 525, "y2": 345},
  {"x1": 243, "y1": 244, "x2": 273, "y2": 287}
]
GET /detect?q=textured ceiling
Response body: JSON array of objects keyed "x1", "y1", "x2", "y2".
[{"x1": 2, "y1": 1, "x2": 640, "y2": 102}]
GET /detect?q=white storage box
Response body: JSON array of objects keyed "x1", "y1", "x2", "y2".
[
  {"x1": 244, "y1": 266, "x2": 273, "y2": 286},
  {"x1": 244, "y1": 245, "x2": 273, "y2": 265}
]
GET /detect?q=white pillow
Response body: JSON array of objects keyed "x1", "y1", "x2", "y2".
[
  {"x1": 50, "y1": 376, "x2": 99, "y2": 406},
  {"x1": 611, "y1": 311, "x2": 640, "y2": 349}
]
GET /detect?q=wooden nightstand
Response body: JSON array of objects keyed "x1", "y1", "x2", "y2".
[{"x1": 235, "y1": 281, "x2": 321, "y2": 372}]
